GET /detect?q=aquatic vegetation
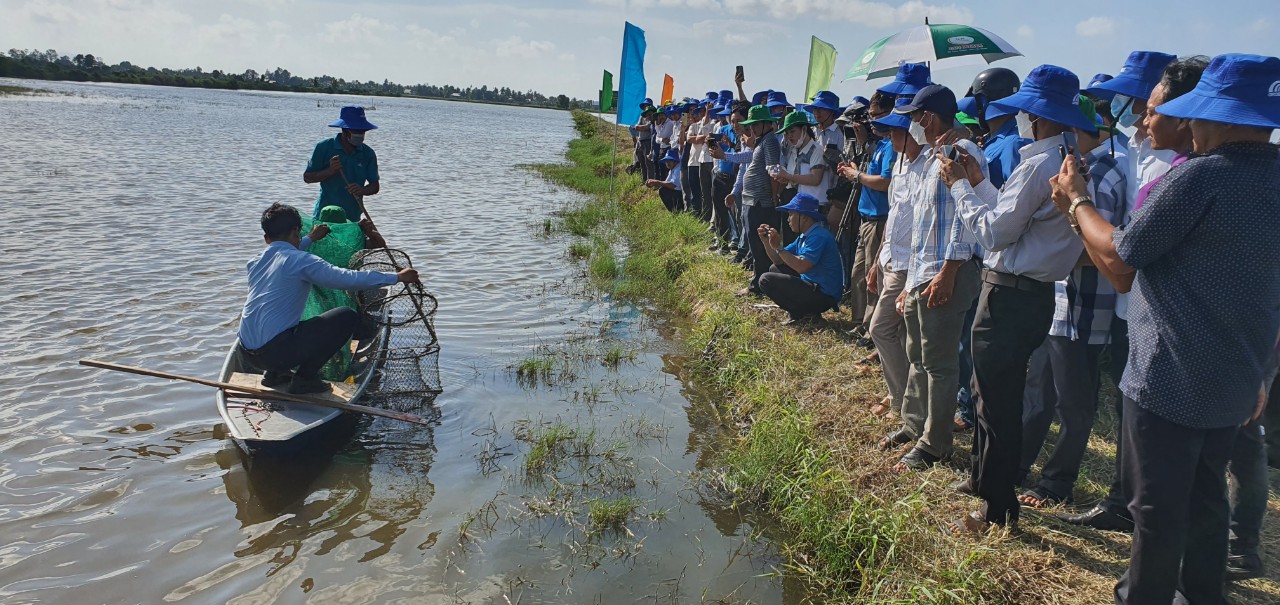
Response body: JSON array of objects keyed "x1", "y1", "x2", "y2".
[
  {"x1": 588, "y1": 496, "x2": 641, "y2": 531},
  {"x1": 568, "y1": 241, "x2": 591, "y2": 259}
]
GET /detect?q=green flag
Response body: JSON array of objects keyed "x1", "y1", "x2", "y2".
[
  {"x1": 804, "y1": 36, "x2": 837, "y2": 103},
  {"x1": 600, "y1": 70, "x2": 614, "y2": 111}
]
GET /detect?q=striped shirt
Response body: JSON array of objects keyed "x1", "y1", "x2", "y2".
[
  {"x1": 1049, "y1": 147, "x2": 1129, "y2": 344},
  {"x1": 905, "y1": 139, "x2": 987, "y2": 291},
  {"x1": 785, "y1": 139, "x2": 825, "y2": 201},
  {"x1": 742, "y1": 132, "x2": 780, "y2": 208},
  {"x1": 879, "y1": 146, "x2": 928, "y2": 272}
]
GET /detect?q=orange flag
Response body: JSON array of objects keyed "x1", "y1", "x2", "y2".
[{"x1": 661, "y1": 74, "x2": 674, "y2": 105}]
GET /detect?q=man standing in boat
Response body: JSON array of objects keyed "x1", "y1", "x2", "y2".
[
  {"x1": 238, "y1": 203, "x2": 418, "y2": 394},
  {"x1": 303, "y1": 106, "x2": 380, "y2": 222}
]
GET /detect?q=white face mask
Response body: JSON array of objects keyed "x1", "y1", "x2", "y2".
[
  {"x1": 1016, "y1": 112, "x2": 1036, "y2": 140},
  {"x1": 347, "y1": 132, "x2": 365, "y2": 147},
  {"x1": 908, "y1": 120, "x2": 928, "y2": 146}
]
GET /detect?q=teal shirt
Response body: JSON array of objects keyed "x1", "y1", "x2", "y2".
[{"x1": 307, "y1": 134, "x2": 379, "y2": 221}]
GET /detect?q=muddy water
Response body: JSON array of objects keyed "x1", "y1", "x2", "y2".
[{"x1": 0, "y1": 80, "x2": 802, "y2": 604}]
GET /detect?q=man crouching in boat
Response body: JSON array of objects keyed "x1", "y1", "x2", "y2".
[{"x1": 237, "y1": 203, "x2": 418, "y2": 394}]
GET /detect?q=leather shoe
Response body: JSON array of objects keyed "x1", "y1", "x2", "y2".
[
  {"x1": 951, "y1": 477, "x2": 976, "y2": 497},
  {"x1": 1226, "y1": 553, "x2": 1264, "y2": 581},
  {"x1": 1059, "y1": 505, "x2": 1134, "y2": 532}
]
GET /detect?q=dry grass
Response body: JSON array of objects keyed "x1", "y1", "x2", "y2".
[{"x1": 531, "y1": 110, "x2": 1280, "y2": 604}]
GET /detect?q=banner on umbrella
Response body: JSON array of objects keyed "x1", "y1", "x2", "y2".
[
  {"x1": 600, "y1": 70, "x2": 614, "y2": 111},
  {"x1": 844, "y1": 23, "x2": 1022, "y2": 81},
  {"x1": 617, "y1": 22, "x2": 647, "y2": 125},
  {"x1": 843, "y1": 35, "x2": 891, "y2": 80},
  {"x1": 661, "y1": 74, "x2": 674, "y2": 105},
  {"x1": 804, "y1": 36, "x2": 837, "y2": 103}
]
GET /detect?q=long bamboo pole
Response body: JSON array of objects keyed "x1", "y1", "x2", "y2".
[{"x1": 79, "y1": 359, "x2": 432, "y2": 426}]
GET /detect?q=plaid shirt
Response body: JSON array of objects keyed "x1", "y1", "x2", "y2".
[
  {"x1": 905, "y1": 138, "x2": 987, "y2": 290},
  {"x1": 1049, "y1": 147, "x2": 1128, "y2": 343}
]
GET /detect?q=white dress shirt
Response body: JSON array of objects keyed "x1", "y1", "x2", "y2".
[
  {"x1": 951, "y1": 137, "x2": 1084, "y2": 283},
  {"x1": 879, "y1": 146, "x2": 927, "y2": 272}
]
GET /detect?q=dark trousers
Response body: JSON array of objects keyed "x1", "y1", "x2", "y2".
[
  {"x1": 956, "y1": 298, "x2": 979, "y2": 427},
  {"x1": 242, "y1": 307, "x2": 359, "y2": 380},
  {"x1": 745, "y1": 204, "x2": 782, "y2": 291},
  {"x1": 1019, "y1": 336, "x2": 1105, "y2": 500},
  {"x1": 697, "y1": 163, "x2": 714, "y2": 223},
  {"x1": 969, "y1": 280, "x2": 1055, "y2": 525},
  {"x1": 759, "y1": 263, "x2": 836, "y2": 320},
  {"x1": 1267, "y1": 374, "x2": 1280, "y2": 469},
  {"x1": 1229, "y1": 417, "x2": 1267, "y2": 558},
  {"x1": 1114, "y1": 397, "x2": 1235, "y2": 605},
  {"x1": 636, "y1": 140, "x2": 654, "y2": 181},
  {"x1": 711, "y1": 171, "x2": 736, "y2": 243},
  {"x1": 651, "y1": 142, "x2": 667, "y2": 179},
  {"x1": 658, "y1": 187, "x2": 682, "y2": 213},
  {"x1": 1102, "y1": 316, "x2": 1133, "y2": 516}
]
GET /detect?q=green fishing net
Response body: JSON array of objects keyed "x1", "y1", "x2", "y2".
[{"x1": 300, "y1": 215, "x2": 367, "y2": 380}]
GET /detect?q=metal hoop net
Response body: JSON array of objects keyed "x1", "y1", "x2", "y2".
[{"x1": 349, "y1": 248, "x2": 442, "y2": 398}]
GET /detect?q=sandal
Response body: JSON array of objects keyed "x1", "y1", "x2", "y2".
[
  {"x1": 893, "y1": 447, "x2": 941, "y2": 473},
  {"x1": 1018, "y1": 486, "x2": 1071, "y2": 509},
  {"x1": 948, "y1": 511, "x2": 990, "y2": 536},
  {"x1": 869, "y1": 396, "x2": 893, "y2": 416},
  {"x1": 877, "y1": 428, "x2": 913, "y2": 452}
]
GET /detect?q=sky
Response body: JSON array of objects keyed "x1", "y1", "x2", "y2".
[{"x1": 4, "y1": 0, "x2": 1279, "y2": 103}]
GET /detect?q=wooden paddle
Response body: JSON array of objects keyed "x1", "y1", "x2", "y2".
[{"x1": 79, "y1": 359, "x2": 432, "y2": 426}]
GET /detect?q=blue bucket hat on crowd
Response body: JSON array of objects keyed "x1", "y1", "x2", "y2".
[
  {"x1": 766, "y1": 91, "x2": 792, "y2": 108},
  {"x1": 329, "y1": 105, "x2": 377, "y2": 130},
  {"x1": 661, "y1": 148, "x2": 681, "y2": 164},
  {"x1": 641, "y1": 97, "x2": 654, "y2": 108},
  {"x1": 1092, "y1": 51, "x2": 1176, "y2": 100},
  {"x1": 777, "y1": 192, "x2": 826, "y2": 222},
  {"x1": 808, "y1": 90, "x2": 841, "y2": 112},
  {"x1": 714, "y1": 102, "x2": 733, "y2": 117},
  {"x1": 704, "y1": 91, "x2": 719, "y2": 102},
  {"x1": 872, "y1": 97, "x2": 915, "y2": 130},
  {"x1": 1156, "y1": 53, "x2": 1280, "y2": 129},
  {"x1": 957, "y1": 96, "x2": 977, "y2": 117},
  {"x1": 752, "y1": 89, "x2": 772, "y2": 105},
  {"x1": 990, "y1": 65, "x2": 1098, "y2": 133},
  {"x1": 877, "y1": 63, "x2": 931, "y2": 96},
  {"x1": 1083, "y1": 73, "x2": 1114, "y2": 96},
  {"x1": 718, "y1": 89, "x2": 734, "y2": 104}
]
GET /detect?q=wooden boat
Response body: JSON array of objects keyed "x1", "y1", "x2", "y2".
[{"x1": 215, "y1": 317, "x2": 389, "y2": 456}]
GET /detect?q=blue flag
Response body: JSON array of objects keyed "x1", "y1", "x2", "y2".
[{"x1": 617, "y1": 22, "x2": 647, "y2": 126}]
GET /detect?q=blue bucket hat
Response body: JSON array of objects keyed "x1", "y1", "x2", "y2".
[
  {"x1": 1083, "y1": 73, "x2": 1114, "y2": 97},
  {"x1": 1156, "y1": 53, "x2": 1280, "y2": 129},
  {"x1": 704, "y1": 91, "x2": 718, "y2": 102},
  {"x1": 777, "y1": 192, "x2": 825, "y2": 222},
  {"x1": 1092, "y1": 51, "x2": 1176, "y2": 100},
  {"x1": 877, "y1": 63, "x2": 931, "y2": 96},
  {"x1": 990, "y1": 65, "x2": 1098, "y2": 133},
  {"x1": 957, "y1": 96, "x2": 977, "y2": 117},
  {"x1": 718, "y1": 89, "x2": 734, "y2": 103},
  {"x1": 661, "y1": 148, "x2": 681, "y2": 164},
  {"x1": 808, "y1": 90, "x2": 840, "y2": 112},
  {"x1": 872, "y1": 97, "x2": 914, "y2": 130},
  {"x1": 752, "y1": 89, "x2": 772, "y2": 105},
  {"x1": 714, "y1": 102, "x2": 733, "y2": 117},
  {"x1": 640, "y1": 97, "x2": 655, "y2": 108},
  {"x1": 329, "y1": 106, "x2": 377, "y2": 130},
  {"x1": 766, "y1": 91, "x2": 792, "y2": 108}
]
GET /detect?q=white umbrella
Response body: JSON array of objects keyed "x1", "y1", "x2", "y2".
[{"x1": 843, "y1": 23, "x2": 1022, "y2": 81}]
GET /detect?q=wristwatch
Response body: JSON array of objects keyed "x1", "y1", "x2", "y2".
[
  {"x1": 774, "y1": 247, "x2": 786, "y2": 256},
  {"x1": 1068, "y1": 196, "x2": 1094, "y2": 234}
]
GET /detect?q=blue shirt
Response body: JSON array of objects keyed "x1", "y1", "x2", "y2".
[
  {"x1": 981, "y1": 119, "x2": 1030, "y2": 190},
  {"x1": 715, "y1": 124, "x2": 739, "y2": 175},
  {"x1": 1113, "y1": 142, "x2": 1280, "y2": 429},
  {"x1": 856, "y1": 138, "x2": 895, "y2": 217},
  {"x1": 784, "y1": 222, "x2": 843, "y2": 300},
  {"x1": 306, "y1": 134, "x2": 380, "y2": 222},
  {"x1": 239, "y1": 241, "x2": 397, "y2": 349}
]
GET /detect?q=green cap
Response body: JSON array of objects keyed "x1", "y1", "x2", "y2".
[
  {"x1": 955, "y1": 111, "x2": 979, "y2": 127},
  {"x1": 779, "y1": 110, "x2": 813, "y2": 132},
  {"x1": 318, "y1": 205, "x2": 349, "y2": 223},
  {"x1": 1077, "y1": 95, "x2": 1119, "y2": 135},
  {"x1": 739, "y1": 104, "x2": 779, "y2": 125}
]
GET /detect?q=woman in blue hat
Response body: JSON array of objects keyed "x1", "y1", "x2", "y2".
[{"x1": 303, "y1": 105, "x2": 380, "y2": 222}]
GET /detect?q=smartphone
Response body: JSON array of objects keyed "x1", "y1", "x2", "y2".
[
  {"x1": 939, "y1": 144, "x2": 959, "y2": 161},
  {"x1": 707, "y1": 133, "x2": 721, "y2": 144},
  {"x1": 735, "y1": 65, "x2": 745, "y2": 82},
  {"x1": 1060, "y1": 132, "x2": 1083, "y2": 165}
]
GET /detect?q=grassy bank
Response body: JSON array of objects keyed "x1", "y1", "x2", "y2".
[{"x1": 531, "y1": 110, "x2": 1280, "y2": 604}]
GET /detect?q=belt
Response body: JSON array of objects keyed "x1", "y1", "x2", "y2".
[
  {"x1": 860, "y1": 213, "x2": 886, "y2": 222},
  {"x1": 981, "y1": 269, "x2": 1053, "y2": 293}
]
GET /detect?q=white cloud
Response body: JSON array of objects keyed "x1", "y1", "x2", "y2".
[
  {"x1": 1016, "y1": 24, "x2": 1033, "y2": 39},
  {"x1": 1075, "y1": 16, "x2": 1117, "y2": 38},
  {"x1": 1249, "y1": 17, "x2": 1271, "y2": 34},
  {"x1": 322, "y1": 13, "x2": 395, "y2": 45},
  {"x1": 493, "y1": 36, "x2": 556, "y2": 59}
]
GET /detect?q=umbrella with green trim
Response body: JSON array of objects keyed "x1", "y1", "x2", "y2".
[{"x1": 843, "y1": 23, "x2": 1022, "y2": 81}]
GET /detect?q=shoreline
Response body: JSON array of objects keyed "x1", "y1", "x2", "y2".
[{"x1": 530, "y1": 111, "x2": 1280, "y2": 604}]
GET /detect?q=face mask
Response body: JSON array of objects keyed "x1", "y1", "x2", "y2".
[
  {"x1": 1016, "y1": 112, "x2": 1036, "y2": 139},
  {"x1": 347, "y1": 132, "x2": 365, "y2": 147},
  {"x1": 1112, "y1": 94, "x2": 1139, "y2": 128},
  {"x1": 908, "y1": 120, "x2": 928, "y2": 145}
]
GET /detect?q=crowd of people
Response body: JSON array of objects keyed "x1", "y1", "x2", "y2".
[{"x1": 629, "y1": 51, "x2": 1280, "y2": 604}]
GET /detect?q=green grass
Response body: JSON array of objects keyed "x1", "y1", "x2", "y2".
[
  {"x1": 568, "y1": 241, "x2": 592, "y2": 259},
  {"x1": 601, "y1": 345, "x2": 634, "y2": 368},
  {"x1": 587, "y1": 496, "x2": 640, "y2": 531},
  {"x1": 0, "y1": 85, "x2": 38, "y2": 95},
  {"x1": 515, "y1": 354, "x2": 555, "y2": 381},
  {"x1": 522, "y1": 423, "x2": 576, "y2": 476}
]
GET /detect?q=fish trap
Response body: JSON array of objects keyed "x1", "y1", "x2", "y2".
[{"x1": 349, "y1": 248, "x2": 442, "y2": 396}]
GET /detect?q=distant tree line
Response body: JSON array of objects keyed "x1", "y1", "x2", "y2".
[{"x1": 1, "y1": 48, "x2": 590, "y2": 110}]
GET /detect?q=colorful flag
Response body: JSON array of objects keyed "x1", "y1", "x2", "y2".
[
  {"x1": 600, "y1": 70, "x2": 614, "y2": 111},
  {"x1": 616, "y1": 22, "x2": 647, "y2": 125},
  {"x1": 804, "y1": 36, "x2": 838, "y2": 103},
  {"x1": 661, "y1": 74, "x2": 674, "y2": 106}
]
